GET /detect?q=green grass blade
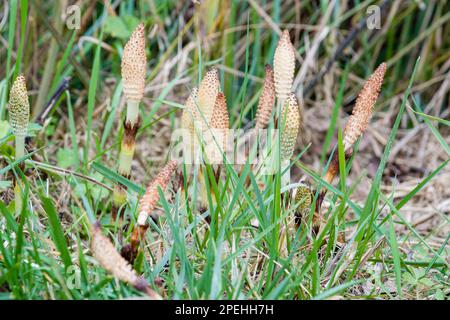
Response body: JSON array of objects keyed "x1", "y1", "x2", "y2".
[
  {"x1": 91, "y1": 161, "x2": 144, "y2": 194},
  {"x1": 40, "y1": 195, "x2": 72, "y2": 269},
  {"x1": 84, "y1": 30, "x2": 103, "y2": 165},
  {"x1": 388, "y1": 215, "x2": 403, "y2": 298}
]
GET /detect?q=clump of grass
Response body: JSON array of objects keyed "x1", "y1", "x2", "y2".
[
  {"x1": 7, "y1": 74, "x2": 30, "y2": 214},
  {"x1": 1, "y1": 2, "x2": 448, "y2": 301},
  {"x1": 113, "y1": 23, "x2": 147, "y2": 221}
]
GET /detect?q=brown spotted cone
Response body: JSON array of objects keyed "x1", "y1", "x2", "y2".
[
  {"x1": 274, "y1": 30, "x2": 295, "y2": 104},
  {"x1": 343, "y1": 62, "x2": 386, "y2": 151},
  {"x1": 209, "y1": 92, "x2": 229, "y2": 161},
  {"x1": 211, "y1": 93, "x2": 229, "y2": 130},
  {"x1": 137, "y1": 160, "x2": 177, "y2": 226},
  {"x1": 198, "y1": 67, "x2": 220, "y2": 124},
  {"x1": 90, "y1": 223, "x2": 161, "y2": 299},
  {"x1": 280, "y1": 93, "x2": 300, "y2": 160},
  {"x1": 8, "y1": 74, "x2": 29, "y2": 137},
  {"x1": 181, "y1": 87, "x2": 199, "y2": 135},
  {"x1": 121, "y1": 23, "x2": 147, "y2": 103},
  {"x1": 255, "y1": 65, "x2": 275, "y2": 129}
]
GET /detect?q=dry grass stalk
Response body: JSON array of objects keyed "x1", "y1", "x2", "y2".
[
  {"x1": 274, "y1": 30, "x2": 295, "y2": 104},
  {"x1": 280, "y1": 93, "x2": 301, "y2": 161},
  {"x1": 90, "y1": 222, "x2": 162, "y2": 299},
  {"x1": 255, "y1": 65, "x2": 275, "y2": 129}
]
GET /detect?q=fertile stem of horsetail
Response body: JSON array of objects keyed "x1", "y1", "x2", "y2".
[
  {"x1": 292, "y1": 184, "x2": 312, "y2": 226},
  {"x1": 113, "y1": 23, "x2": 147, "y2": 220},
  {"x1": 245, "y1": 64, "x2": 275, "y2": 188},
  {"x1": 317, "y1": 63, "x2": 387, "y2": 231},
  {"x1": 197, "y1": 67, "x2": 220, "y2": 127},
  {"x1": 180, "y1": 87, "x2": 199, "y2": 178},
  {"x1": 209, "y1": 92, "x2": 229, "y2": 165},
  {"x1": 255, "y1": 65, "x2": 275, "y2": 130},
  {"x1": 180, "y1": 68, "x2": 219, "y2": 191},
  {"x1": 249, "y1": 31, "x2": 294, "y2": 190},
  {"x1": 279, "y1": 93, "x2": 300, "y2": 186},
  {"x1": 121, "y1": 160, "x2": 177, "y2": 263},
  {"x1": 323, "y1": 62, "x2": 386, "y2": 188},
  {"x1": 195, "y1": 68, "x2": 220, "y2": 212},
  {"x1": 8, "y1": 75, "x2": 30, "y2": 214},
  {"x1": 274, "y1": 30, "x2": 295, "y2": 110},
  {"x1": 273, "y1": 30, "x2": 295, "y2": 188},
  {"x1": 199, "y1": 92, "x2": 230, "y2": 211},
  {"x1": 91, "y1": 222, "x2": 162, "y2": 299}
]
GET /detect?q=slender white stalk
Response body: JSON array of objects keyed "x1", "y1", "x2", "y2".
[
  {"x1": 15, "y1": 135, "x2": 25, "y2": 159},
  {"x1": 125, "y1": 101, "x2": 140, "y2": 126},
  {"x1": 281, "y1": 159, "x2": 290, "y2": 187}
]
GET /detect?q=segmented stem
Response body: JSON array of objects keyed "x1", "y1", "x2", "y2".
[{"x1": 113, "y1": 24, "x2": 147, "y2": 220}]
